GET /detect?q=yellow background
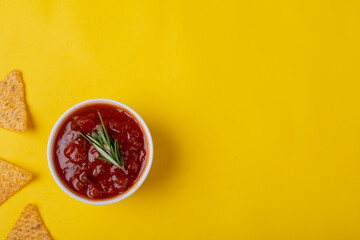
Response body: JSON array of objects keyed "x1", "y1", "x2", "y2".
[{"x1": 0, "y1": 0, "x2": 360, "y2": 239}]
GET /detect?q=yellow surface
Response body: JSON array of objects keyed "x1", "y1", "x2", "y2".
[{"x1": 0, "y1": 1, "x2": 360, "y2": 239}]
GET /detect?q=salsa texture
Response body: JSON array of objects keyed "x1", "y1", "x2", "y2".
[{"x1": 53, "y1": 103, "x2": 146, "y2": 199}]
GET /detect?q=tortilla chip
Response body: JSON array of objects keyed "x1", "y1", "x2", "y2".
[
  {"x1": 6, "y1": 204, "x2": 52, "y2": 240},
  {"x1": 0, "y1": 158, "x2": 32, "y2": 205},
  {"x1": 0, "y1": 70, "x2": 27, "y2": 132}
]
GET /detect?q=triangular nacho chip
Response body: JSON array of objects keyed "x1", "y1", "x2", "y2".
[
  {"x1": 0, "y1": 70, "x2": 27, "y2": 132},
  {"x1": 6, "y1": 204, "x2": 52, "y2": 240},
  {"x1": 0, "y1": 158, "x2": 32, "y2": 205}
]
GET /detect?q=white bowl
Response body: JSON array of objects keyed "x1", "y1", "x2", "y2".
[{"x1": 47, "y1": 99, "x2": 153, "y2": 205}]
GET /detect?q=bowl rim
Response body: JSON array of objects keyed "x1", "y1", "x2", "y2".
[{"x1": 47, "y1": 98, "x2": 153, "y2": 205}]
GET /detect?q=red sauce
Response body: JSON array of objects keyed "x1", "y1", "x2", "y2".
[{"x1": 53, "y1": 103, "x2": 147, "y2": 199}]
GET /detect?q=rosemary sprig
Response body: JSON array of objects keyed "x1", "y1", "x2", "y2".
[{"x1": 79, "y1": 113, "x2": 128, "y2": 174}]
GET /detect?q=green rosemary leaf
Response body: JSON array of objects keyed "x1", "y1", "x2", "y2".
[{"x1": 79, "y1": 113, "x2": 127, "y2": 174}]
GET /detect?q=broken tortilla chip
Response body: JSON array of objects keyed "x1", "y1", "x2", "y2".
[
  {"x1": 6, "y1": 204, "x2": 52, "y2": 240},
  {"x1": 0, "y1": 158, "x2": 32, "y2": 205},
  {"x1": 0, "y1": 70, "x2": 27, "y2": 132}
]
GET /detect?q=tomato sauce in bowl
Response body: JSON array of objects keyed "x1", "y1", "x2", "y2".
[{"x1": 52, "y1": 103, "x2": 147, "y2": 200}]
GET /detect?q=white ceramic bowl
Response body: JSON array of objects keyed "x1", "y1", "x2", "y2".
[{"x1": 47, "y1": 99, "x2": 153, "y2": 205}]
